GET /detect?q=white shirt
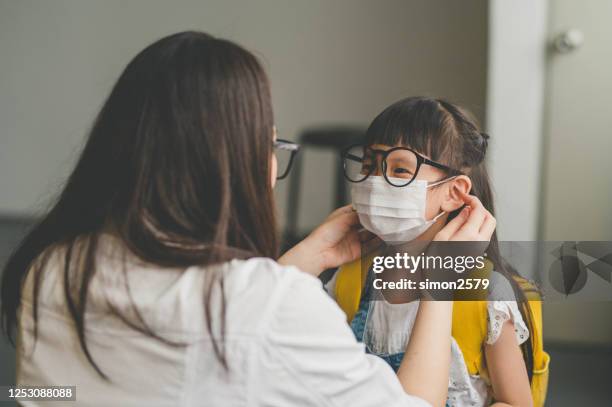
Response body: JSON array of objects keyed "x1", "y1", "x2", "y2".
[{"x1": 17, "y1": 237, "x2": 430, "y2": 407}]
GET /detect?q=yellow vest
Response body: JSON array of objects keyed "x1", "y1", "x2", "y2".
[{"x1": 334, "y1": 257, "x2": 550, "y2": 407}]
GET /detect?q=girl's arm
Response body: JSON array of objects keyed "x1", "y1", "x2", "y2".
[
  {"x1": 397, "y1": 301, "x2": 453, "y2": 407},
  {"x1": 484, "y1": 320, "x2": 533, "y2": 407},
  {"x1": 399, "y1": 200, "x2": 497, "y2": 407}
]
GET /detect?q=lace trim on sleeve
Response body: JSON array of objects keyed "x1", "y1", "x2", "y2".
[{"x1": 486, "y1": 301, "x2": 530, "y2": 345}]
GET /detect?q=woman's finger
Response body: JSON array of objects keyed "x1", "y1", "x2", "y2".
[
  {"x1": 435, "y1": 206, "x2": 470, "y2": 240},
  {"x1": 338, "y1": 210, "x2": 361, "y2": 228},
  {"x1": 478, "y1": 213, "x2": 497, "y2": 240},
  {"x1": 358, "y1": 228, "x2": 377, "y2": 243},
  {"x1": 456, "y1": 195, "x2": 488, "y2": 235},
  {"x1": 456, "y1": 190, "x2": 489, "y2": 219},
  {"x1": 456, "y1": 188, "x2": 481, "y2": 207},
  {"x1": 326, "y1": 204, "x2": 355, "y2": 221},
  {"x1": 461, "y1": 206, "x2": 487, "y2": 235},
  {"x1": 322, "y1": 210, "x2": 360, "y2": 238},
  {"x1": 454, "y1": 188, "x2": 485, "y2": 217}
]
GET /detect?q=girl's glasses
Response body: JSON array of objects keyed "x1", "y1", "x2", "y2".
[
  {"x1": 274, "y1": 139, "x2": 300, "y2": 180},
  {"x1": 342, "y1": 144, "x2": 461, "y2": 187}
]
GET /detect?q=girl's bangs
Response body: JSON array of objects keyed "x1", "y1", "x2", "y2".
[{"x1": 364, "y1": 98, "x2": 459, "y2": 167}]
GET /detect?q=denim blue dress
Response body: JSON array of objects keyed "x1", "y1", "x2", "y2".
[{"x1": 349, "y1": 268, "x2": 405, "y2": 371}]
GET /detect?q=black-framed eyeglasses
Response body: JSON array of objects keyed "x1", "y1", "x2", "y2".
[
  {"x1": 341, "y1": 144, "x2": 461, "y2": 187},
  {"x1": 273, "y1": 138, "x2": 300, "y2": 180}
]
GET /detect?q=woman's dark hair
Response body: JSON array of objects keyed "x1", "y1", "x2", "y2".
[
  {"x1": 365, "y1": 96, "x2": 537, "y2": 381},
  {"x1": 1, "y1": 31, "x2": 278, "y2": 377}
]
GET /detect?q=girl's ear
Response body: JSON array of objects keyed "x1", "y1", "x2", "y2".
[{"x1": 440, "y1": 175, "x2": 471, "y2": 213}]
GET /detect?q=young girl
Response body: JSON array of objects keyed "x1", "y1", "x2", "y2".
[{"x1": 327, "y1": 97, "x2": 549, "y2": 407}]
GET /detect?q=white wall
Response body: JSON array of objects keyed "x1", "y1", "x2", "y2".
[
  {"x1": 0, "y1": 0, "x2": 488, "y2": 233},
  {"x1": 486, "y1": 0, "x2": 548, "y2": 242}
]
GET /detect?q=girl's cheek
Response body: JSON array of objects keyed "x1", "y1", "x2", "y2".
[{"x1": 424, "y1": 189, "x2": 445, "y2": 220}]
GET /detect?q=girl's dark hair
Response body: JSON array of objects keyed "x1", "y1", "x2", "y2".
[
  {"x1": 1, "y1": 31, "x2": 278, "y2": 376},
  {"x1": 366, "y1": 96, "x2": 536, "y2": 381}
]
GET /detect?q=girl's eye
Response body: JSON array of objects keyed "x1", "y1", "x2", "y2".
[{"x1": 393, "y1": 167, "x2": 413, "y2": 175}]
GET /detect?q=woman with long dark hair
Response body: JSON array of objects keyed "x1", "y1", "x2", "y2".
[{"x1": 1, "y1": 32, "x2": 495, "y2": 406}]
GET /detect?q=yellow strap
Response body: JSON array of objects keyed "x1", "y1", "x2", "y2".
[
  {"x1": 451, "y1": 261, "x2": 493, "y2": 375},
  {"x1": 335, "y1": 257, "x2": 370, "y2": 322}
]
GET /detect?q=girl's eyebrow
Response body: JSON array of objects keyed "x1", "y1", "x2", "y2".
[{"x1": 386, "y1": 155, "x2": 411, "y2": 163}]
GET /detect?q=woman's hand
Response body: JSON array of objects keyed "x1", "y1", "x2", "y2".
[
  {"x1": 433, "y1": 190, "x2": 496, "y2": 242},
  {"x1": 278, "y1": 205, "x2": 377, "y2": 276}
]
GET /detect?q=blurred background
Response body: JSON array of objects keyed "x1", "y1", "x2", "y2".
[{"x1": 0, "y1": 0, "x2": 610, "y2": 405}]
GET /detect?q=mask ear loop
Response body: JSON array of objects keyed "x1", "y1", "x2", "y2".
[{"x1": 426, "y1": 175, "x2": 458, "y2": 188}]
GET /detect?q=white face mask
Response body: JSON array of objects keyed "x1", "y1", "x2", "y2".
[{"x1": 351, "y1": 175, "x2": 452, "y2": 243}]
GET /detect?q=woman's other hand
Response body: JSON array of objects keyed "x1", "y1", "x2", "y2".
[
  {"x1": 278, "y1": 205, "x2": 377, "y2": 276},
  {"x1": 434, "y1": 190, "x2": 496, "y2": 242}
]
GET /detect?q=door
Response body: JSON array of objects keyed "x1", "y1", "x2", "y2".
[{"x1": 541, "y1": 0, "x2": 612, "y2": 346}]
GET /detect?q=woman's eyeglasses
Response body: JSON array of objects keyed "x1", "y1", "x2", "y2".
[
  {"x1": 273, "y1": 139, "x2": 300, "y2": 180},
  {"x1": 342, "y1": 144, "x2": 461, "y2": 187}
]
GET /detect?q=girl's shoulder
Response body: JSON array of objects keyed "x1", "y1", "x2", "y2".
[
  {"x1": 452, "y1": 271, "x2": 530, "y2": 347},
  {"x1": 484, "y1": 271, "x2": 531, "y2": 345},
  {"x1": 485, "y1": 300, "x2": 530, "y2": 345}
]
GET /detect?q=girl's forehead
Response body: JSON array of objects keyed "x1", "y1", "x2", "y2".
[
  {"x1": 366, "y1": 143, "x2": 433, "y2": 159},
  {"x1": 367, "y1": 143, "x2": 393, "y2": 150},
  {"x1": 367, "y1": 143, "x2": 406, "y2": 150}
]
